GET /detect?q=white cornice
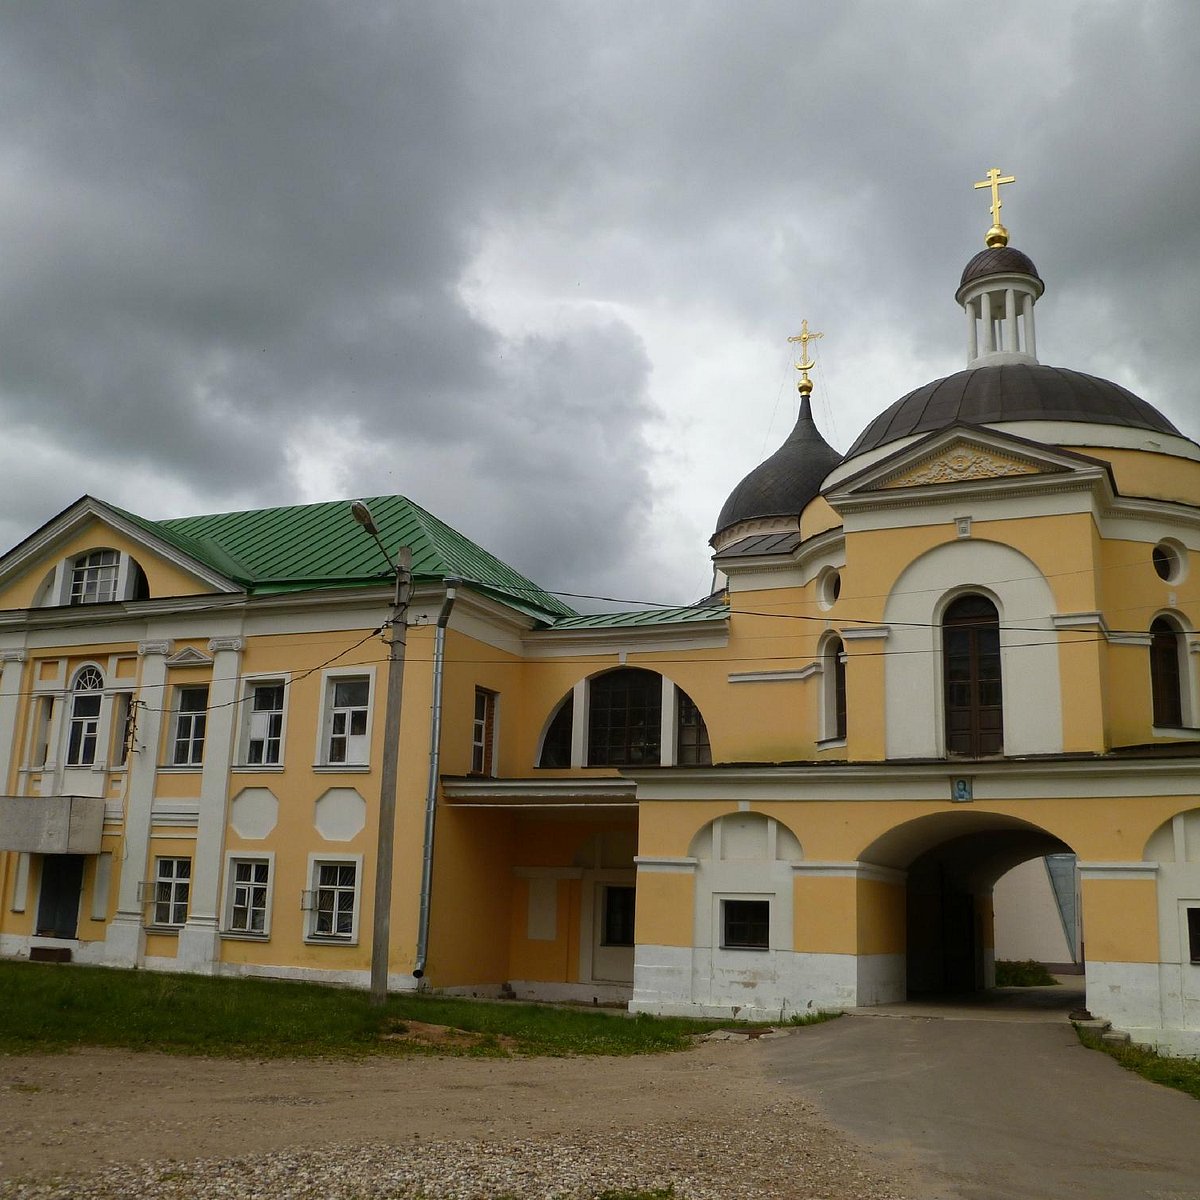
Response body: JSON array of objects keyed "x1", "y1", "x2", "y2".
[
  {"x1": 625, "y1": 755, "x2": 1200, "y2": 802},
  {"x1": 441, "y1": 776, "x2": 637, "y2": 806},
  {"x1": 522, "y1": 621, "x2": 728, "y2": 658}
]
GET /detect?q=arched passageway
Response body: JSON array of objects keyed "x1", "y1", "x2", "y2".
[{"x1": 860, "y1": 812, "x2": 1074, "y2": 998}]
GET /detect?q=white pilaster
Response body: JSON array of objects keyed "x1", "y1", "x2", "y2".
[
  {"x1": 981, "y1": 291, "x2": 994, "y2": 352},
  {"x1": 0, "y1": 651, "x2": 27, "y2": 793},
  {"x1": 659, "y1": 677, "x2": 677, "y2": 766},
  {"x1": 178, "y1": 636, "x2": 243, "y2": 972},
  {"x1": 105, "y1": 639, "x2": 172, "y2": 968},
  {"x1": 1004, "y1": 288, "x2": 1017, "y2": 351},
  {"x1": 966, "y1": 297, "x2": 978, "y2": 361},
  {"x1": 1023, "y1": 293, "x2": 1037, "y2": 359}
]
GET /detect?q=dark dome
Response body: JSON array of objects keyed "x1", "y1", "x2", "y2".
[
  {"x1": 715, "y1": 397, "x2": 843, "y2": 538},
  {"x1": 959, "y1": 246, "x2": 1042, "y2": 290},
  {"x1": 847, "y1": 364, "x2": 1181, "y2": 458}
]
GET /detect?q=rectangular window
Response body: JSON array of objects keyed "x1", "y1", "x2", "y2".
[
  {"x1": 172, "y1": 686, "x2": 208, "y2": 766},
  {"x1": 227, "y1": 859, "x2": 271, "y2": 935},
  {"x1": 153, "y1": 857, "x2": 191, "y2": 927},
  {"x1": 722, "y1": 898, "x2": 770, "y2": 950},
  {"x1": 471, "y1": 688, "x2": 497, "y2": 775},
  {"x1": 70, "y1": 549, "x2": 119, "y2": 605},
  {"x1": 309, "y1": 861, "x2": 359, "y2": 940},
  {"x1": 66, "y1": 693, "x2": 102, "y2": 767},
  {"x1": 326, "y1": 676, "x2": 370, "y2": 765},
  {"x1": 1189, "y1": 908, "x2": 1200, "y2": 965},
  {"x1": 245, "y1": 682, "x2": 285, "y2": 765}
]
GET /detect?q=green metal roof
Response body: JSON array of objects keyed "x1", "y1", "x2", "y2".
[
  {"x1": 548, "y1": 603, "x2": 729, "y2": 630},
  {"x1": 140, "y1": 495, "x2": 575, "y2": 619}
]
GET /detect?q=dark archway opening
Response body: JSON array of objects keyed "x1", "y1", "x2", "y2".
[{"x1": 905, "y1": 827, "x2": 1073, "y2": 996}]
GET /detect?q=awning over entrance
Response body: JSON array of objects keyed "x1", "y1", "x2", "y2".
[{"x1": 0, "y1": 795, "x2": 105, "y2": 855}]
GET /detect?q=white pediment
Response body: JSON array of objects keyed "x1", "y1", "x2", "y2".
[
  {"x1": 165, "y1": 646, "x2": 213, "y2": 668},
  {"x1": 827, "y1": 426, "x2": 1110, "y2": 509}
]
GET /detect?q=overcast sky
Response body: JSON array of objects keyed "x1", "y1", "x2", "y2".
[{"x1": 0, "y1": 2, "x2": 1196, "y2": 609}]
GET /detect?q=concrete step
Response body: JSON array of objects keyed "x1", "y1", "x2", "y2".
[{"x1": 1101, "y1": 1028, "x2": 1132, "y2": 1046}]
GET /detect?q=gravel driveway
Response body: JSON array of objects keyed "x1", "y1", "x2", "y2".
[{"x1": 0, "y1": 1039, "x2": 910, "y2": 1200}]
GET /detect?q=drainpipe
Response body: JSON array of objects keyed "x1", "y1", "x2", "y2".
[{"x1": 413, "y1": 578, "x2": 459, "y2": 981}]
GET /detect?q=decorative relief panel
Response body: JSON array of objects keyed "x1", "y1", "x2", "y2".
[{"x1": 878, "y1": 447, "x2": 1042, "y2": 490}]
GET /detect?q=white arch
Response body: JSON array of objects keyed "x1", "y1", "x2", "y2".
[{"x1": 883, "y1": 539, "x2": 1063, "y2": 758}]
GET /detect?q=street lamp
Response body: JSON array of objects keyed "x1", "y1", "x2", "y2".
[{"x1": 351, "y1": 501, "x2": 411, "y2": 1007}]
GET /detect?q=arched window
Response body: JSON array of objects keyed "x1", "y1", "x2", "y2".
[
  {"x1": 536, "y1": 671, "x2": 712, "y2": 767},
  {"x1": 823, "y1": 636, "x2": 847, "y2": 742},
  {"x1": 943, "y1": 595, "x2": 1003, "y2": 757},
  {"x1": 1150, "y1": 616, "x2": 1185, "y2": 727},
  {"x1": 66, "y1": 665, "x2": 104, "y2": 766}
]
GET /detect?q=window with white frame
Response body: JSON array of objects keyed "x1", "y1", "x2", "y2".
[
  {"x1": 70, "y1": 549, "x2": 120, "y2": 605},
  {"x1": 307, "y1": 860, "x2": 359, "y2": 940},
  {"x1": 471, "y1": 688, "x2": 497, "y2": 775},
  {"x1": 153, "y1": 857, "x2": 191, "y2": 927},
  {"x1": 324, "y1": 676, "x2": 370, "y2": 765},
  {"x1": 226, "y1": 858, "x2": 271, "y2": 935},
  {"x1": 172, "y1": 686, "x2": 208, "y2": 765},
  {"x1": 66, "y1": 666, "x2": 104, "y2": 767},
  {"x1": 244, "y1": 681, "x2": 286, "y2": 765}
]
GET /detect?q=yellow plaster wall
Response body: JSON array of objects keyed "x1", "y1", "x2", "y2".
[
  {"x1": 634, "y1": 871, "x2": 693, "y2": 947},
  {"x1": 508, "y1": 877, "x2": 581, "y2": 983},
  {"x1": 1084, "y1": 447, "x2": 1200, "y2": 506},
  {"x1": 793, "y1": 875, "x2": 855, "y2": 953},
  {"x1": 1081, "y1": 878, "x2": 1160, "y2": 962},
  {"x1": 801, "y1": 495, "x2": 841, "y2": 540},
  {"x1": 857, "y1": 878, "x2": 906, "y2": 955}
]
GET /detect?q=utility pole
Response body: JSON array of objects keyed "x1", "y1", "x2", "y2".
[{"x1": 351, "y1": 501, "x2": 411, "y2": 1008}]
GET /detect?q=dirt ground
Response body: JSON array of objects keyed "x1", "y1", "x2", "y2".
[{"x1": 0, "y1": 1038, "x2": 910, "y2": 1199}]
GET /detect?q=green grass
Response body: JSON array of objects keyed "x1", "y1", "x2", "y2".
[
  {"x1": 994, "y1": 959, "x2": 1058, "y2": 987},
  {"x1": 0, "y1": 961, "x2": 726, "y2": 1059},
  {"x1": 1076, "y1": 1027, "x2": 1200, "y2": 1102}
]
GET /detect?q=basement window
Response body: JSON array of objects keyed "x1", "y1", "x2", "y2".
[{"x1": 1188, "y1": 908, "x2": 1200, "y2": 964}]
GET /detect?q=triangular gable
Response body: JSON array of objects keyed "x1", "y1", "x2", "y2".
[
  {"x1": 0, "y1": 496, "x2": 242, "y2": 604},
  {"x1": 827, "y1": 424, "x2": 1114, "y2": 503},
  {"x1": 165, "y1": 646, "x2": 213, "y2": 668}
]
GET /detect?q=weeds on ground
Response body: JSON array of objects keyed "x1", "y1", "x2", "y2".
[
  {"x1": 994, "y1": 959, "x2": 1058, "y2": 987},
  {"x1": 1075, "y1": 1027, "x2": 1200, "y2": 1102},
  {"x1": 0, "y1": 961, "x2": 724, "y2": 1059},
  {"x1": 784, "y1": 1011, "x2": 839, "y2": 1027}
]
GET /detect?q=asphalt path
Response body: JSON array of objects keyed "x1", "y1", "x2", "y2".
[{"x1": 766, "y1": 991, "x2": 1200, "y2": 1200}]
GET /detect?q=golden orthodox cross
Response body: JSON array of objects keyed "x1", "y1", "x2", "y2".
[
  {"x1": 787, "y1": 320, "x2": 823, "y2": 392},
  {"x1": 974, "y1": 167, "x2": 1015, "y2": 226}
]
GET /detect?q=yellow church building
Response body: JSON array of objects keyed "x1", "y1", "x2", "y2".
[{"x1": 2, "y1": 179, "x2": 1200, "y2": 1054}]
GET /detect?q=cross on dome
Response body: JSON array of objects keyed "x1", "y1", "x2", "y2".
[
  {"x1": 787, "y1": 319, "x2": 823, "y2": 396},
  {"x1": 974, "y1": 167, "x2": 1016, "y2": 248}
]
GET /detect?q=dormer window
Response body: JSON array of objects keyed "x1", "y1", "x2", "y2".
[
  {"x1": 38, "y1": 548, "x2": 151, "y2": 607},
  {"x1": 70, "y1": 550, "x2": 120, "y2": 605}
]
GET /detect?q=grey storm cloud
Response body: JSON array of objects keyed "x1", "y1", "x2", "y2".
[{"x1": 0, "y1": 2, "x2": 1195, "y2": 603}]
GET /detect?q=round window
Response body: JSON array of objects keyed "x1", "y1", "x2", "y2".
[
  {"x1": 817, "y1": 567, "x2": 842, "y2": 611},
  {"x1": 1153, "y1": 540, "x2": 1187, "y2": 584}
]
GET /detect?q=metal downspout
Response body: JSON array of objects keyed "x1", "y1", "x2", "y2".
[{"x1": 413, "y1": 579, "x2": 458, "y2": 980}]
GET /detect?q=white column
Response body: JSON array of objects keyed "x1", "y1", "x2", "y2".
[
  {"x1": 1023, "y1": 293, "x2": 1037, "y2": 360},
  {"x1": 1004, "y1": 289, "x2": 1017, "y2": 352},
  {"x1": 659, "y1": 678, "x2": 677, "y2": 766},
  {"x1": 980, "y1": 291, "x2": 994, "y2": 353},
  {"x1": 106, "y1": 639, "x2": 172, "y2": 967},
  {"x1": 966, "y1": 298, "x2": 978, "y2": 363},
  {"x1": 178, "y1": 636, "x2": 243, "y2": 972},
  {"x1": 0, "y1": 651, "x2": 27, "y2": 793},
  {"x1": 569, "y1": 678, "x2": 589, "y2": 768}
]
